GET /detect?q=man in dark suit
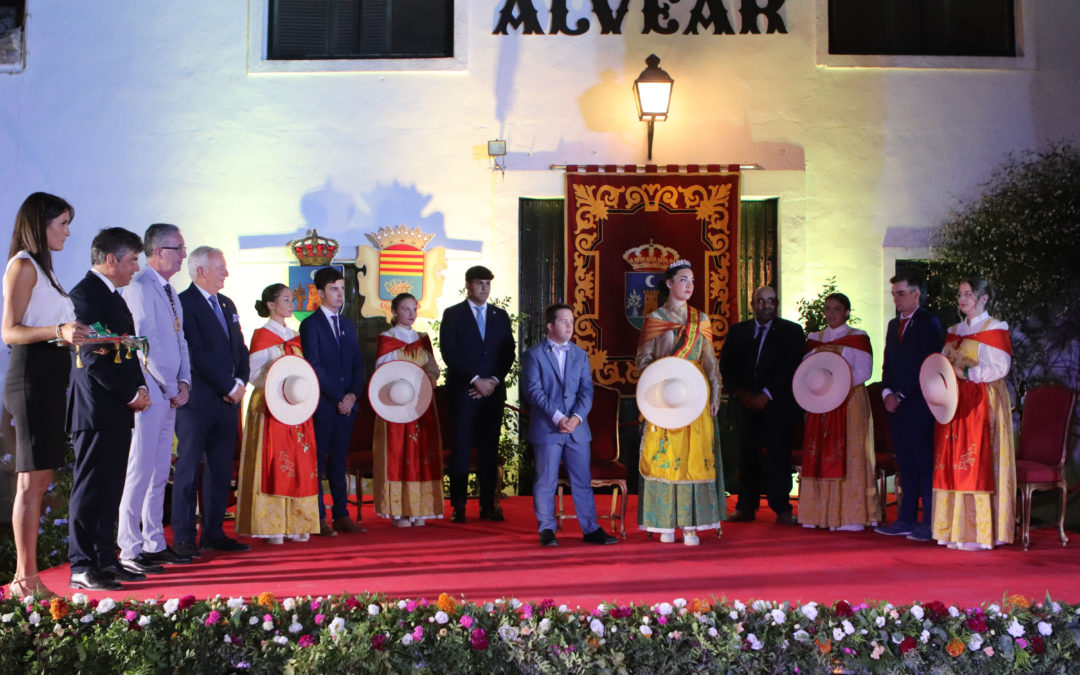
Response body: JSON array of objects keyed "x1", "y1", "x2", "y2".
[
  {"x1": 439, "y1": 265, "x2": 516, "y2": 523},
  {"x1": 67, "y1": 227, "x2": 151, "y2": 591},
  {"x1": 720, "y1": 285, "x2": 806, "y2": 525},
  {"x1": 300, "y1": 266, "x2": 365, "y2": 535},
  {"x1": 172, "y1": 246, "x2": 251, "y2": 557},
  {"x1": 521, "y1": 303, "x2": 617, "y2": 547},
  {"x1": 875, "y1": 270, "x2": 944, "y2": 541}
]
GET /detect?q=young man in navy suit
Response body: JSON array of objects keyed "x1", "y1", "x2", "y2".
[
  {"x1": 173, "y1": 246, "x2": 251, "y2": 557},
  {"x1": 439, "y1": 265, "x2": 516, "y2": 523},
  {"x1": 67, "y1": 227, "x2": 151, "y2": 591},
  {"x1": 521, "y1": 304, "x2": 617, "y2": 547},
  {"x1": 875, "y1": 270, "x2": 944, "y2": 541},
  {"x1": 300, "y1": 267, "x2": 365, "y2": 535}
]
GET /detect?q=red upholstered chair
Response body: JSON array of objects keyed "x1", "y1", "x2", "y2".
[
  {"x1": 435, "y1": 385, "x2": 504, "y2": 508},
  {"x1": 1015, "y1": 384, "x2": 1077, "y2": 551},
  {"x1": 555, "y1": 384, "x2": 628, "y2": 539},
  {"x1": 866, "y1": 382, "x2": 899, "y2": 518},
  {"x1": 345, "y1": 391, "x2": 377, "y2": 523}
]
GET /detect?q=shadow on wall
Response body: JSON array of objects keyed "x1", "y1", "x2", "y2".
[{"x1": 237, "y1": 179, "x2": 483, "y2": 253}]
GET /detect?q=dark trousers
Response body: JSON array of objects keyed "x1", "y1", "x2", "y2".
[
  {"x1": 68, "y1": 428, "x2": 131, "y2": 573},
  {"x1": 313, "y1": 405, "x2": 355, "y2": 522},
  {"x1": 173, "y1": 401, "x2": 239, "y2": 545},
  {"x1": 889, "y1": 407, "x2": 936, "y2": 525},
  {"x1": 735, "y1": 408, "x2": 795, "y2": 516},
  {"x1": 448, "y1": 393, "x2": 503, "y2": 510}
]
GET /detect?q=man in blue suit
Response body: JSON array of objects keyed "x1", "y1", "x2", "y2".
[
  {"x1": 875, "y1": 270, "x2": 944, "y2": 541},
  {"x1": 439, "y1": 265, "x2": 516, "y2": 523},
  {"x1": 173, "y1": 246, "x2": 251, "y2": 557},
  {"x1": 67, "y1": 227, "x2": 151, "y2": 591},
  {"x1": 300, "y1": 267, "x2": 365, "y2": 535},
  {"x1": 522, "y1": 304, "x2": 617, "y2": 547}
]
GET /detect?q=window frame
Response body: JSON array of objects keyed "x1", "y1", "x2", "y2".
[{"x1": 0, "y1": 0, "x2": 25, "y2": 73}]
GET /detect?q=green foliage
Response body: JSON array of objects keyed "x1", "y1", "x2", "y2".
[
  {"x1": 934, "y1": 143, "x2": 1080, "y2": 392},
  {"x1": 795, "y1": 276, "x2": 861, "y2": 334},
  {"x1": 0, "y1": 447, "x2": 74, "y2": 582}
]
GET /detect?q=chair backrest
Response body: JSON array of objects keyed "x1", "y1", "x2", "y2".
[
  {"x1": 434, "y1": 385, "x2": 452, "y2": 450},
  {"x1": 348, "y1": 387, "x2": 377, "y2": 453},
  {"x1": 589, "y1": 384, "x2": 621, "y2": 463},
  {"x1": 1017, "y1": 385, "x2": 1077, "y2": 467},
  {"x1": 866, "y1": 382, "x2": 895, "y2": 456}
]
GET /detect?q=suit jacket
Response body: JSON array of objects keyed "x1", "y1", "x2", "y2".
[
  {"x1": 178, "y1": 284, "x2": 249, "y2": 411},
  {"x1": 439, "y1": 300, "x2": 515, "y2": 402},
  {"x1": 720, "y1": 316, "x2": 806, "y2": 420},
  {"x1": 299, "y1": 308, "x2": 365, "y2": 412},
  {"x1": 122, "y1": 268, "x2": 190, "y2": 400},
  {"x1": 67, "y1": 272, "x2": 146, "y2": 432},
  {"x1": 521, "y1": 340, "x2": 592, "y2": 444},
  {"x1": 880, "y1": 306, "x2": 944, "y2": 416}
]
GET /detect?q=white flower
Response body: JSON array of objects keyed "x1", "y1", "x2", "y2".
[
  {"x1": 589, "y1": 618, "x2": 604, "y2": 636},
  {"x1": 273, "y1": 635, "x2": 288, "y2": 646},
  {"x1": 708, "y1": 627, "x2": 718, "y2": 638},
  {"x1": 71, "y1": 593, "x2": 88, "y2": 606},
  {"x1": 498, "y1": 625, "x2": 519, "y2": 642},
  {"x1": 673, "y1": 598, "x2": 687, "y2": 608},
  {"x1": 728, "y1": 611, "x2": 739, "y2": 620},
  {"x1": 800, "y1": 603, "x2": 818, "y2": 621},
  {"x1": 752, "y1": 600, "x2": 770, "y2": 612},
  {"x1": 80, "y1": 614, "x2": 94, "y2": 624},
  {"x1": 988, "y1": 604, "x2": 1002, "y2": 616},
  {"x1": 288, "y1": 621, "x2": 303, "y2": 634},
  {"x1": 559, "y1": 604, "x2": 569, "y2": 613},
  {"x1": 875, "y1": 616, "x2": 886, "y2": 627},
  {"x1": 910, "y1": 605, "x2": 924, "y2": 621},
  {"x1": 282, "y1": 598, "x2": 296, "y2": 611},
  {"x1": 833, "y1": 627, "x2": 844, "y2": 641},
  {"x1": 28, "y1": 612, "x2": 40, "y2": 626},
  {"x1": 642, "y1": 616, "x2": 650, "y2": 625},
  {"x1": 639, "y1": 625, "x2": 653, "y2": 637},
  {"x1": 227, "y1": 597, "x2": 244, "y2": 610},
  {"x1": 842, "y1": 620, "x2": 854, "y2": 635},
  {"x1": 397, "y1": 600, "x2": 407, "y2": 610},
  {"x1": 434, "y1": 611, "x2": 449, "y2": 625},
  {"x1": 968, "y1": 633, "x2": 984, "y2": 650},
  {"x1": 733, "y1": 600, "x2": 746, "y2": 612},
  {"x1": 367, "y1": 604, "x2": 380, "y2": 616},
  {"x1": 224, "y1": 635, "x2": 232, "y2": 644},
  {"x1": 401, "y1": 634, "x2": 413, "y2": 645},
  {"x1": 949, "y1": 606, "x2": 960, "y2": 617},
  {"x1": 163, "y1": 599, "x2": 180, "y2": 615},
  {"x1": 510, "y1": 598, "x2": 522, "y2": 609},
  {"x1": 920, "y1": 630, "x2": 930, "y2": 643},
  {"x1": 0, "y1": 614, "x2": 13, "y2": 623},
  {"x1": 484, "y1": 602, "x2": 495, "y2": 613},
  {"x1": 1007, "y1": 619, "x2": 1025, "y2": 638},
  {"x1": 747, "y1": 633, "x2": 764, "y2": 651},
  {"x1": 1038, "y1": 621, "x2": 1052, "y2": 636},
  {"x1": 656, "y1": 602, "x2": 673, "y2": 616},
  {"x1": 1051, "y1": 602, "x2": 1061, "y2": 613},
  {"x1": 770, "y1": 609, "x2": 786, "y2": 625},
  {"x1": 96, "y1": 598, "x2": 116, "y2": 614},
  {"x1": 860, "y1": 629, "x2": 868, "y2": 635},
  {"x1": 793, "y1": 630, "x2": 810, "y2": 642},
  {"x1": 138, "y1": 615, "x2": 151, "y2": 627},
  {"x1": 329, "y1": 617, "x2": 346, "y2": 636},
  {"x1": 262, "y1": 620, "x2": 274, "y2": 631},
  {"x1": 248, "y1": 616, "x2": 259, "y2": 625},
  {"x1": 538, "y1": 618, "x2": 551, "y2": 634}
]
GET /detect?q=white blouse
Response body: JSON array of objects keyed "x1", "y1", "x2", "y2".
[
  {"x1": 4, "y1": 251, "x2": 75, "y2": 327},
  {"x1": 248, "y1": 320, "x2": 296, "y2": 389},
  {"x1": 375, "y1": 324, "x2": 440, "y2": 381},
  {"x1": 946, "y1": 311, "x2": 1011, "y2": 384},
  {"x1": 805, "y1": 324, "x2": 872, "y2": 385}
]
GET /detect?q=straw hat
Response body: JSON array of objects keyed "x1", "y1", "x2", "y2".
[
  {"x1": 368, "y1": 360, "x2": 433, "y2": 424},
  {"x1": 636, "y1": 356, "x2": 708, "y2": 430},
  {"x1": 264, "y1": 355, "x2": 319, "y2": 426},
  {"x1": 792, "y1": 351, "x2": 853, "y2": 414},
  {"x1": 919, "y1": 352, "x2": 959, "y2": 424}
]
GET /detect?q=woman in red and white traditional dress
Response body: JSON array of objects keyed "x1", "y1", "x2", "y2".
[
  {"x1": 373, "y1": 292, "x2": 444, "y2": 526},
  {"x1": 235, "y1": 284, "x2": 320, "y2": 544},
  {"x1": 798, "y1": 293, "x2": 881, "y2": 531},
  {"x1": 932, "y1": 278, "x2": 1015, "y2": 550}
]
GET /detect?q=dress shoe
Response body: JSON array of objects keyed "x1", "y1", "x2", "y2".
[
  {"x1": 70, "y1": 570, "x2": 122, "y2": 591},
  {"x1": 775, "y1": 512, "x2": 798, "y2": 526},
  {"x1": 120, "y1": 555, "x2": 165, "y2": 575},
  {"x1": 201, "y1": 537, "x2": 252, "y2": 553},
  {"x1": 318, "y1": 522, "x2": 339, "y2": 537},
  {"x1": 172, "y1": 541, "x2": 202, "y2": 559},
  {"x1": 539, "y1": 529, "x2": 559, "y2": 547},
  {"x1": 874, "y1": 521, "x2": 914, "y2": 536},
  {"x1": 332, "y1": 517, "x2": 365, "y2": 534},
  {"x1": 142, "y1": 547, "x2": 193, "y2": 565},
  {"x1": 583, "y1": 527, "x2": 618, "y2": 545},
  {"x1": 726, "y1": 510, "x2": 756, "y2": 523},
  {"x1": 906, "y1": 524, "x2": 934, "y2": 542},
  {"x1": 451, "y1": 507, "x2": 466, "y2": 523},
  {"x1": 100, "y1": 564, "x2": 146, "y2": 582},
  {"x1": 479, "y1": 506, "x2": 505, "y2": 522}
]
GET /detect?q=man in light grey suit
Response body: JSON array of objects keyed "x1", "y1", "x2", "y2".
[
  {"x1": 521, "y1": 303, "x2": 617, "y2": 547},
  {"x1": 116, "y1": 224, "x2": 193, "y2": 572}
]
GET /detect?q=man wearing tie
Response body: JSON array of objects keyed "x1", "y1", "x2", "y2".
[
  {"x1": 439, "y1": 265, "x2": 516, "y2": 523},
  {"x1": 875, "y1": 270, "x2": 944, "y2": 541},
  {"x1": 300, "y1": 266, "x2": 365, "y2": 535},
  {"x1": 521, "y1": 304, "x2": 617, "y2": 547},
  {"x1": 67, "y1": 227, "x2": 151, "y2": 590},
  {"x1": 116, "y1": 224, "x2": 193, "y2": 573},
  {"x1": 720, "y1": 285, "x2": 806, "y2": 525},
  {"x1": 173, "y1": 246, "x2": 251, "y2": 557}
]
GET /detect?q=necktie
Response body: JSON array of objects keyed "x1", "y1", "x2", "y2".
[
  {"x1": 164, "y1": 285, "x2": 176, "y2": 315},
  {"x1": 331, "y1": 314, "x2": 340, "y2": 345},
  {"x1": 475, "y1": 305, "x2": 486, "y2": 339},
  {"x1": 752, "y1": 324, "x2": 765, "y2": 367},
  {"x1": 899, "y1": 316, "x2": 910, "y2": 341},
  {"x1": 210, "y1": 295, "x2": 229, "y2": 336}
]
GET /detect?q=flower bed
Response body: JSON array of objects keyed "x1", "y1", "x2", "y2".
[{"x1": 1, "y1": 589, "x2": 1077, "y2": 673}]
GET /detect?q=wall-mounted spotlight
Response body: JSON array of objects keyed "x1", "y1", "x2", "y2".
[
  {"x1": 488, "y1": 139, "x2": 507, "y2": 176},
  {"x1": 632, "y1": 54, "x2": 674, "y2": 161}
]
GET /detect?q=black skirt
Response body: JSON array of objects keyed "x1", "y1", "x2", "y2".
[{"x1": 4, "y1": 341, "x2": 73, "y2": 472}]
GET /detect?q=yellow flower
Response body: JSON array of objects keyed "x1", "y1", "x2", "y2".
[
  {"x1": 257, "y1": 592, "x2": 275, "y2": 608},
  {"x1": 1005, "y1": 594, "x2": 1030, "y2": 612},
  {"x1": 946, "y1": 637, "x2": 965, "y2": 657},
  {"x1": 437, "y1": 593, "x2": 457, "y2": 615}
]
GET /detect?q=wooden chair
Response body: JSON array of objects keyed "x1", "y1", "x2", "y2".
[
  {"x1": 866, "y1": 382, "x2": 900, "y2": 518},
  {"x1": 1015, "y1": 384, "x2": 1076, "y2": 551},
  {"x1": 555, "y1": 384, "x2": 628, "y2": 539},
  {"x1": 345, "y1": 391, "x2": 377, "y2": 522}
]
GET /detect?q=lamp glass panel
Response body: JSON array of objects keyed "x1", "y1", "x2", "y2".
[{"x1": 636, "y1": 81, "x2": 672, "y2": 117}]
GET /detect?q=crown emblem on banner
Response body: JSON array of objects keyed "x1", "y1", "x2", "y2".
[
  {"x1": 289, "y1": 229, "x2": 339, "y2": 266},
  {"x1": 365, "y1": 224, "x2": 436, "y2": 251},
  {"x1": 622, "y1": 240, "x2": 680, "y2": 272}
]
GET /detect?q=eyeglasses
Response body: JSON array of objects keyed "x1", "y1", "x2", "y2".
[{"x1": 159, "y1": 246, "x2": 187, "y2": 254}]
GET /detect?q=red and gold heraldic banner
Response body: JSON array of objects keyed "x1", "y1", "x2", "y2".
[{"x1": 565, "y1": 165, "x2": 740, "y2": 395}]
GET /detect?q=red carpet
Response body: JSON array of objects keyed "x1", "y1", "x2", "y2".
[{"x1": 40, "y1": 496, "x2": 1079, "y2": 608}]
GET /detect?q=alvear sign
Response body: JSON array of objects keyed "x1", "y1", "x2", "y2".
[{"x1": 494, "y1": 0, "x2": 787, "y2": 36}]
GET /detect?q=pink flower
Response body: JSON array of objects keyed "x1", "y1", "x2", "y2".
[
  {"x1": 298, "y1": 634, "x2": 315, "y2": 648},
  {"x1": 1016, "y1": 638, "x2": 1028, "y2": 649},
  {"x1": 205, "y1": 610, "x2": 220, "y2": 626},
  {"x1": 405, "y1": 601, "x2": 418, "y2": 612},
  {"x1": 658, "y1": 616, "x2": 668, "y2": 625},
  {"x1": 263, "y1": 613, "x2": 273, "y2": 623},
  {"x1": 125, "y1": 610, "x2": 137, "y2": 621},
  {"x1": 470, "y1": 628, "x2": 489, "y2": 650},
  {"x1": 310, "y1": 600, "x2": 321, "y2": 611},
  {"x1": 314, "y1": 614, "x2": 325, "y2": 625},
  {"x1": 460, "y1": 615, "x2": 474, "y2": 628},
  {"x1": 412, "y1": 625, "x2": 424, "y2": 641}
]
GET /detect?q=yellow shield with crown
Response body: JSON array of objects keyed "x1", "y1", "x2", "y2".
[{"x1": 355, "y1": 225, "x2": 446, "y2": 319}]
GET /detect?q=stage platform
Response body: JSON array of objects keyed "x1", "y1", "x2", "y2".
[{"x1": 40, "y1": 496, "x2": 1078, "y2": 608}]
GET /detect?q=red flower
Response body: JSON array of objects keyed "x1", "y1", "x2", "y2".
[
  {"x1": 966, "y1": 615, "x2": 988, "y2": 632},
  {"x1": 924, "y1": 601, "x2": 948, "y2": 620},
  {"x1": 470, "y1": 628, "x2": 489, "y2": 650},
  {"x1": 345, "y1": 597, "x2": 359, "y2": 610},
  {"x1": 178, "y1": 595, "x2": 196, "y2": 610},
  {"x1": 834, "y1": 600, "x2": 854, "y2": 617},
  {"x1": 899, "y1": 637, "x2": 917, "y2": 654},
  {"x1": 298, "y1": 634, "x2": 315, "y2": 648},
  {"x1": 1031, "y1": 636, "x2": 1046, "y2": 654},
  {"x1": 371, "y1": 634, "x2": 387, "y2": 651}
]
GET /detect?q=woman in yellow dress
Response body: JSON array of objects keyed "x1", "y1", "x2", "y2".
[
  {"x1": 235, "y1": 283, "x2": 320, "y2": 544},
  {"x1": 797, "y1": 293, "x2": 881, "y2": 531},
  {"x1": 932, "y1": 278, "x2": 1015, "y2": 551},
  {"x1": 635, "y1": 260, "x2": 723, "y2": 545},
  {"x1": 373, "y1": 292, "x2": 444, "y2": 526}
]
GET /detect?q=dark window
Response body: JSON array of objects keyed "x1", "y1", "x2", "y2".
[
  {"x1": 268, "y1": 0, "x2": 453, "y2": 60},
  {"x1": 829, "y1": 0, "x2": 1015, "y2": 56},
  {"x1": 0, "y1": 1, "x2": 24, "y2": 65}
]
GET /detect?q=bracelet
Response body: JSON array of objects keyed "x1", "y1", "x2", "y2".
[{"x1": 55, "y1": 323, "x2": 64, "y2": 340}]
